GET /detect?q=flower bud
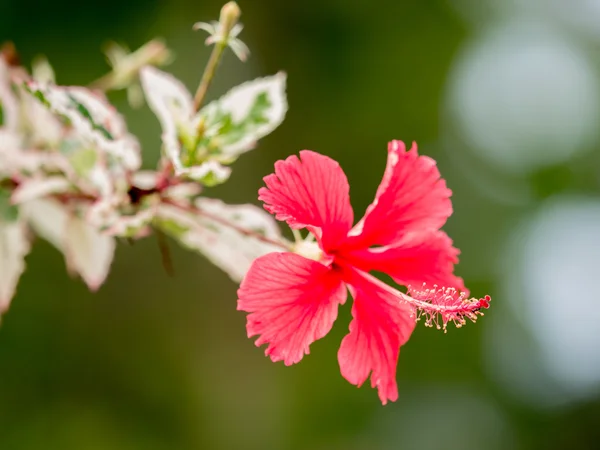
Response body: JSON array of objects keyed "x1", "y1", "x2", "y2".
[
  {"x1": 1, "y1": 41, "x2": 19, "y2": 67},
  {"x1": 137, "y1": 40, "x2": 172, "y2": 67},
  {"x1": 219, "y1": 2, "x2": 241, "y2": 35}
]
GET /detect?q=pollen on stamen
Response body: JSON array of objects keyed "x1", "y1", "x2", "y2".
[{"x1": 407, "y1": 284, "x2": 491, "y2": 333}]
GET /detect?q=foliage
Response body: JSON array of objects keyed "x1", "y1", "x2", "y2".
[{"x1": 0, "y1": 2, "x2": 289, "y2": 310}]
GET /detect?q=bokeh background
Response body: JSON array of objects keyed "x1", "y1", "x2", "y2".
[{"x1": 2, "y1": 0, "x2": 600, "y2": 448}]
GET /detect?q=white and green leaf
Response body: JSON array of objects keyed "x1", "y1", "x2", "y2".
[
  {"x1": 0, "y1": 188, "x2": 19, "y2": 223},
  {"x1": 64, "y1": 213, "x2": 115, "y2": 290},
  {"x1": 139, "y1": 66, "x2": 195, "y2": 174},
  {"x1": 156, "y1": 198, "x2": 285, "y2": 281},
  {"x1": 140, "y1": 67, "x2": 287, "y2": 185},
  {"x1": 0, "y1": 218, "x2": 30, "y2": 313},
  {"x1": 178, "y1": 160, "x2": 231, "y2": 186},
  {"x1": 22, "y1": 198, "x2": 115, "y2": 291},
  {"x1": 21, "y1": 198, "x2": 67, "y2": 249},
  {"x1": 11, "y1": 176, "x2": 71, "y2": 204},
  {"x1": 0, "y1": 59, "x2": 19, "y2": 131},
  {"x1": 24, "y1": 83, "x2": 141, "y2": 171},
  {"x1": 199, "y1": 72, "x2": 287, "y2": 159}
]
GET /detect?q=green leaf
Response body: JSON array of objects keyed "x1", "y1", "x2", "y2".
[
  {"x1": 197, "y1": 72, "x2": 287, "y2": 161},
  {"x1": 154, "y1": 217, "x2": 190, "y2": 239},
  {"x1": 138, "y1": 69, "x2": 285, "y2": 185},
  {"x1": 216, "y1": 91, "x2": 272, "y2": 146},
  {"x1": 247, "y1": 91, "x2": 271, "y2": 123},
  {"x1": 0, "y1": 189, "x2": 19, "y2": 222},
  {"x1": 69, "y1": 148, "x2": 98, "y2": 177},
  {"x1": 24, "y1": 83, "x2": 116, "y2": 142},
  {"x1": 198, "y1": 169, "x2": 223, "y2": 187},
  {"x1": 22, "y1": 83, "x2": 50, "y2": 108},
  {"x1": 67, "y1": 94, "x2": 114, "y2": 140}
]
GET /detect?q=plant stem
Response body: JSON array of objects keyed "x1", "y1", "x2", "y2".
[
  {"x1": 193, "y1": 2, "x2": 241, "y2": 111},
  {"x1": 193, "y1": 40, "x2": 227, "y2": 111},
  {"x1": 156, "y1": 229, "x2": 175, "y2": 276}
]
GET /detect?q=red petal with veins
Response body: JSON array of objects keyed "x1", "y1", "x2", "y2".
[
  {"x1": 338, "y1": 268, "x2": 417, "y2": 404},
  {"x1": 348, "y1": 141, "x2": 452, "y2": 249},
  {"x1": 259, "y1": 150, "x2": 354, "y2": 252},
  {"x1": 344, "y1": 230, "x2": 466, "y2": 293},
  {"x1": 238, "y1": 252, "x2": 347, "y2": 366}
]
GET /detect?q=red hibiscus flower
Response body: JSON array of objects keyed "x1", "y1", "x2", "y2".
[{"x1": 237, "y1": 140, "x2": 490, "y2": 404}]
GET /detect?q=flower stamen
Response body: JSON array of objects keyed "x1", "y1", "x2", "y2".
[
  {"x1": 349, "y1": 268, "x2": 490, "y2": 333},
  {"x1": 408, "y1": 283, "x2": 491, "y2": 332}
]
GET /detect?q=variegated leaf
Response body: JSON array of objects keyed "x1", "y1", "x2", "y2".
[
  {"x1": 0, "y1": 59, "x2": 19, "y2": 131},
  {"x1": 140, "y1": 67, "x2": 287, "y2": 185},
  {"x1": 0, "y1": 219, "x2": 30, "y2": 313},
  {"x1": 22, "y1": 198, "x2": 115, "y2": 291},
  {"x1": 64, "y1": 214, "x2": 115, "y2": 291},
  {"x1": 199, "y1": 72, "x2": 287, "y2": 159},
  {"x1": 25, "y1": 83, "x2": 141, "y2": 171},
  {"x1": 156, "y1": 198, "x2": 286, "y2": 281},
  {"x1": 11, "y1": 176, "x2": 71, "y2": 204}
]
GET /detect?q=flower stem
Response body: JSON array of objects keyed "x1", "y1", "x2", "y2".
[
  {"x1": 193, "y1": 2, "x2": 241, "y2": 111},
  {"x1": 193, "y1": 41, "x2": 227, "y2": 111}
]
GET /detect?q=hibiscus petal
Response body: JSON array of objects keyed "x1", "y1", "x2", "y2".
[
  {"x1": 346, "y1": 231, "x2": 466, "y2": 292},
  {"x1": 259, "y1": 151, "x2": 353, "y2": 251},
  {"x1": 338, "y1": 269, "x2": 417, "y2": 405},
  {"x1": 349, "y1": 141, "x2": 452, "y2": 248},
  {"x1": 237, "y1": 252, "x2": 347, "y2": 365}
]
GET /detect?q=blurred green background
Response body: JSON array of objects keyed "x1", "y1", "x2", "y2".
[{"x1": 2, "y1": 0, "x2": 600, "y2": 449}]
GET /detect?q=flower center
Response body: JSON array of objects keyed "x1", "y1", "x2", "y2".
[{"x1": 293, "y1": 238, "x2": 325, "y2": 262}]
